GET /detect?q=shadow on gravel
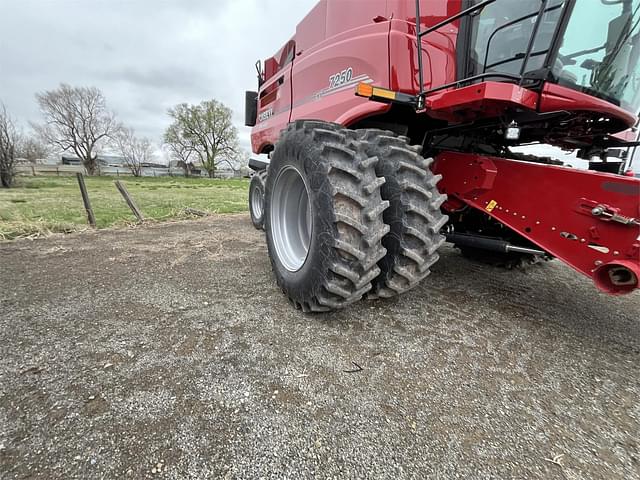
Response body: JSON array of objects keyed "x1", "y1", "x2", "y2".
[{"x1": 427, "y1": 249, "x2": 640, "y2": 353}]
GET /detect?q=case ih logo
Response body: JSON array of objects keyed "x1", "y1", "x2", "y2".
[{"x1": 258, "y1": 108, "x2": 273, "y2": 123}]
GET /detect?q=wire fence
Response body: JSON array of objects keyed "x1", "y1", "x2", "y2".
[{"x1": 15, "y1": 164, "x2": 243, "y2": 179}]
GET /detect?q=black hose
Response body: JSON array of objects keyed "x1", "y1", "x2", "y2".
[{"x1": 446, "y1": 232, "x2": 546, "y2": 256}]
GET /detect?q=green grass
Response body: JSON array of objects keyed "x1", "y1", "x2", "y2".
[{"x1": 0, "y1": 175, "x2": 249, "y2": 240}]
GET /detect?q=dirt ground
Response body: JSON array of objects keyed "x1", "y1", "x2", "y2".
[{"x1": 1, "y1": 214, "x2": 639, "y2": 479}]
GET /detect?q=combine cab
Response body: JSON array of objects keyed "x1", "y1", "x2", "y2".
[{"x1": 246, "y1": 0, "x2": 640, "y2": 312}]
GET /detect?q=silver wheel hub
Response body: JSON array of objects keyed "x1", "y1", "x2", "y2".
[
  {"x1": 251, "y1": 180, "x2": 264, "y2": 220},
  {"x1": 270, "y1": 166, "x2": 312, "y2": 272}
]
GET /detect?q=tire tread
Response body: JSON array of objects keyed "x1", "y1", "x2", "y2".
[
  {"x1": 267, "y1": 121, "x2": 389, "y2": 311},
  {"x1": 356, "y1": 129, "x2": 448, "y2": 298}
]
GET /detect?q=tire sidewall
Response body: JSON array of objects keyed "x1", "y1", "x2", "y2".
[
  {"x1": 249, "y1": 174, "x2": 265, "y2": 229},
  {"x1": 264, "y1": 130, "x2": 336, "y2": 302}
]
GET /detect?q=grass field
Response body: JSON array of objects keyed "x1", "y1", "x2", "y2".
[{"x1": 0, "y1": 175, "x2": 249, "y2": 240}]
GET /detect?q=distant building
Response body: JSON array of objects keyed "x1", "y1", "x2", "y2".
[
  {"x1": 61, "y1": 155, "x2": 82, "y2": 165},
  {"x1": 141, "y1": 161, "x2": 168, "y2": 169},
  {"x1": 61, "y1": 154, "x2": 125, "y2": 167},
  {"x1": 37, "y1": 157, "x2": 60, "y2": 166},
  {"x1": 98, "y1": 155, "x2": 125, "y2": 167},
  {"x1": 169, "y1": 160, "x2": 202, "y2": 175}
]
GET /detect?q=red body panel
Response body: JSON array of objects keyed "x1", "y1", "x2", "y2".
[
  {"x1": 251, "y1": 0, "x2": 462, "y2": 153},
  {"x1": 290, "y1": 20, "x2": 391, "y2": 127},
  {"x1": 251, "y1": 59, "x2": 293, "y2": 155},
  {"x1": 420, "y1": 81, "x2": 639, "y2": 127},
  {"x1": 251, "y1": 0, "x2": 392, "y2": 153},
  {"x1": 388, "y1": 20, "x2": 458, "y2": 94},
  {"x1": 539, "y1": 83, "x2": 638, "y2": 128},
  {"x1": 424, "y1": 81, "x2": 539, "y2": 122},
  {"x1": 388, "y1": 0, "x2": 461, "y2": 94},
  {"x1": 433, "y1": 153, "x2": 640, "y2": 293}
]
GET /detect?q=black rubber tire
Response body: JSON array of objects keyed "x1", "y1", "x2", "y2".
[
  {"x1": 264, "y1": 120, "x2": 389, "y2": 312},
  {"x1": 249, "y1": 172, "x2": 266, "y2": 230},
  {"x1": 356, "y1": 129, "x2": 448, "y2": 299}
]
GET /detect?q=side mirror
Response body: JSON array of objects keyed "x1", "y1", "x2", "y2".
[{"x1": 245, "y1": 91, "x2": 258, "y2": 127}]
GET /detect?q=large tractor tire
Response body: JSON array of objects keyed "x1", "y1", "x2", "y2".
[
  {"x1": 249, "y1": 170, "x2": 267, "y2": 230},
  {"x1": 357, "y1": 129, "x2": 448, "y2": 299},
  {"x1": 264, "y1": 120, "x2": 389, "y2": 312}
]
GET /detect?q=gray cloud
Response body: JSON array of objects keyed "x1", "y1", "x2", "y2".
[
  {"x1": 0, "y1": 0, "x2": 316, "y2": 150},
  {"x1": 101, "y1": 66, "x2": 211, "y2": 93}
]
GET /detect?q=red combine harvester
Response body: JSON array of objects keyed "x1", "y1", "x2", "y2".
[{"x1": 245, "y1": 0, "x2": 640, "y2": 312}]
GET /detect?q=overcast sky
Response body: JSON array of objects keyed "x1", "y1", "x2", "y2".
[{"x1": 0, "y1": 0, "x2": 316, "y2": 154}]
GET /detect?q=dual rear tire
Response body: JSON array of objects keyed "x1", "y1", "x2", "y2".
[
  {"x1": 357, "y1": 129, "x2": 448, "y2": 298},
  {"x1": 263, "y1": 121, "x2": 447, "y2": 312}
]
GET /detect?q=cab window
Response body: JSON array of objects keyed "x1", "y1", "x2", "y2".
[{"x1": 465, "y1": 0, "x2": 564, "y2": 77}]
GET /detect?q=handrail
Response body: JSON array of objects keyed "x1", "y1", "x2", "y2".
[
  {"x1": 519, "y1": 0, "x2": 550, "y2": 84},
  {"x1": 413, "y1": 0, "x2": 577, "y2": 101},
  {"x1": 415, "y1": 0, "x2": 497, "y2": 98},
  {"x1": 423, "y1": 73, "x2": 522, "y2": 96},
  {"x1": 417, "y1": 0, "x2": 497, "y2": 39}
]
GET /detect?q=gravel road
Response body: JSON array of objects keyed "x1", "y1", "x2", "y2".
[{"x1": 1, "y1": 214, "x2": 639, "y2": 479}]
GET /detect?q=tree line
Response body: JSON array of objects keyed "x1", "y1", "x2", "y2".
[{"x1": 0, "y1": 84, "x2": 241, "y2": 188}]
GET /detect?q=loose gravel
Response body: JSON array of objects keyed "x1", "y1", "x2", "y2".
[{"x1": 1, "y1": 214, "x2": 638, "y2": 479}]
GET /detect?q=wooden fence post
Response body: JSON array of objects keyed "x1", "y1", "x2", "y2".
[
  {"x1": 76, "y1": 172, "x2": 96, "y2": 227},
  {"x1": 114, "y1": 180, "x2": 144, "y2": 223}
]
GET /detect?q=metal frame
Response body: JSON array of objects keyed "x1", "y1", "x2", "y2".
[
  {"x1": 415, "y1": 0, "x2": 497, "y2": 98},
  {"x1": 517, "y1": 0, "x2": 550, "y2": 84},
  {"x1": 419, "y1": 72, "x2": 521, "y2": 95},
  {"x1": 415, "y1": 0, "x2": 575, "y2": 98},
  {"x1": 542, "y1": 0, "x2": 576, "y2": 76},
  {"x1": 433, "y1": 151, "x2": 640, "y2": 294},
  {"x1": 412, "y1": 0, "x2": 640, "y2": 296}
]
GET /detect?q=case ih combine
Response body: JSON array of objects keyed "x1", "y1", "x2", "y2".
[{"x1": 245, "y1": 0, "x2": 640, "y2": 312}]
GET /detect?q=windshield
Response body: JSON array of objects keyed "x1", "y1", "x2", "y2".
[{"x1": 554, "y1": 0, "x2": 640, "y2": 112}]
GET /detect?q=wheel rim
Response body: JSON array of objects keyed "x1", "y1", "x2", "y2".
[
  {"x1": 270, "y1": 166, "x2": 312, "y2": 272},
  {"x1": 251, "y1": 180, "x2": 264, "y2": 220}
]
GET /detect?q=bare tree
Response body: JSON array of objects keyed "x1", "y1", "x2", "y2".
[
  {"x1": 164, "y1": 122, "x2": 196, "y2": 177},
  {"x1": 115, "y1": 127, "x2": 152, "y2": 177},
  {"x1": 33, "y1": 84, "x2": 118, "y2": 175},
  {"x1": 0, "y1": 103, "x2": 19, "y2": 188},
  {"x1": 164, "y1": 100, "x2": 239, "y2": 178},
  {"x1": 17, "y1": 135, "x2": 50, "y2": 164},
  {"x1": 219, "y1": 147, "x2": 250, "y2": 173}
]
